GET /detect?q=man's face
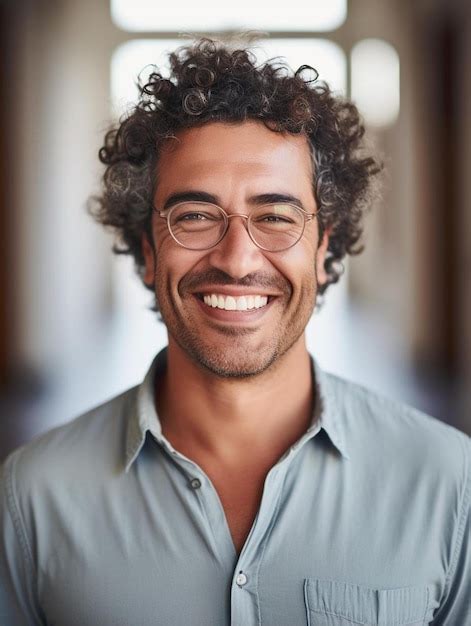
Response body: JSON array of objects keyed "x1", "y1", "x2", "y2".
[{"x1": 143, "y1": 120, "x2": 329, "y2": 378}]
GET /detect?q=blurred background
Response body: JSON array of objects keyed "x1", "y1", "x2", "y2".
[{"x1": 0, "y1": 0, "x2": 470, "y2": 461}]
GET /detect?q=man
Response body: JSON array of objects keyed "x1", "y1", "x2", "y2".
[{"x1": 1, "y1": 38, "x2": 469, "y2": 626}]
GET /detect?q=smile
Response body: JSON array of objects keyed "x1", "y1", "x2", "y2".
[{"x1": 202, "y1": 294, "x2": 269, "y2": 311}]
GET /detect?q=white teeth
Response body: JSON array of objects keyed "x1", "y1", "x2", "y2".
[
  {"x1": 225, "y1": 296, "x2": 236, "y2": 310},
  {"x1": 236, "y1": 297, "x2": 248, "y2": 311},
  {"x1": 202, "y1": 293, "x2": 270, "y2": 311}
]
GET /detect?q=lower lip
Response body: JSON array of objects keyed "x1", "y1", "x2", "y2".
[{"x1": 194, "y1": 295, "x2": 275, "y2": 323}]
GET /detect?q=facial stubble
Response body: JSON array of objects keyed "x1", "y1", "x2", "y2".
[{"x1": 152, "y1": 254, "x2": 320, "y2": 380}]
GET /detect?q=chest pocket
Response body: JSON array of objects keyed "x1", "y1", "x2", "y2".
[{"x1": 304, "y1": 579, "x2": 437, "y2": 626}]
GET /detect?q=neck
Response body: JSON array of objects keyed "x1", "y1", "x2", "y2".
[{"x1": 156, "y1": 336, "x2": 314, "y2": 466}]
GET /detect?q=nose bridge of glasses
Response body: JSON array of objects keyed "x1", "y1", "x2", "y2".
[
  {"x1": 223, "y1": 211, "x2": 253, "y2": 243},
  {"x1": 226, "y1": 212, "x2": 250, "y2": 222}
]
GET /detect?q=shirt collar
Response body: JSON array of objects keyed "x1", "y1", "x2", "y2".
[
  {"x1": 124, "y1": 349, "x2": 349, "y2": 472},
  {"x1": 125, "y1": 349, "x2": 168, "y2": 472},
  {"x1": 310, "y1": 357, "x2": 350, "y2": 460}
]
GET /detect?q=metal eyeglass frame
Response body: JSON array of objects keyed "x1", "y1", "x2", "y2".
[{"x1": 156, "y1": 201, "x2": 320, "y2": 252}]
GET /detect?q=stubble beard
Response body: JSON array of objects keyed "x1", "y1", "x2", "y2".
[{"x1": 154, "y1": 266, "x2": 318, "y2": 380}]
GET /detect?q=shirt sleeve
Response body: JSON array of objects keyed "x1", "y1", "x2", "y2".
[
  {"x1": 0, "y1": 452, "x2": 46, "y2": 625},
  {"x1": 432, "y1": 436, "x2": 471, "y2": 626}
]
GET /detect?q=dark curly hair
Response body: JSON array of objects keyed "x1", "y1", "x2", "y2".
[{"x1": 90, "y1": 37, "x2": 382, "y2": 299}]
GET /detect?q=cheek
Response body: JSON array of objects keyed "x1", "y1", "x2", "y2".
[
  {"x1": 267, "y1": 244, "x2": 317, "y2": 300},
  {"x1": 277, "y1": 237, "x2": 317, "y2": 275},
  {"x1": 154, "y1": 238, "x2": 208, "y2": 297}
]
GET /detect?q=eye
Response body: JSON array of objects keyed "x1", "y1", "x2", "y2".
[
  {"x1": 259, "y1": 214, "x2": 293, "y2": 223},
  {"x1": 174, "y1": 210, "x2": 223, "y2": 223},
  {"x1": 254, "y1": 212, "x2": 296, "y2": 225},
  {"x1": 252, "y1": 204, "x2": 301, "y2": 226},
  {"x1": 170, "y1": 203, "x2": 223, "y2": 224},
  {"x1": 177, "y1": 212, "x2": 209, "y2": 221}
]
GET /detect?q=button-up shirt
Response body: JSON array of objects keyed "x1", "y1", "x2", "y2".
[{"x1": 1, "y1": 350, "x2": 469, "y2": 625}]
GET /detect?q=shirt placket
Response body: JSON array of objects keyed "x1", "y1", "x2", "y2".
[
  {"x1": 158, "y1": 434, "x2": 307, "y2": 626},
  {"x1": 161, "y1": 442, "x2": 237, "y2": 565},
  {"x1": 229, "y1": 451, "x2": 298, "y2": 626}
]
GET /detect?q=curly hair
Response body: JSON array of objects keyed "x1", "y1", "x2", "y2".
[{"x1": 90, "y1": 37, "x2": 382, "y2": 299}]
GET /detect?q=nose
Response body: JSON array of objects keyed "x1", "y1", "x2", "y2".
[{"x1": 206, "y1": 214, "x2": 265, "y2": 279}]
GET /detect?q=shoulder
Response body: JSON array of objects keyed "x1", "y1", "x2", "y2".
[
  {"x1": 323, "y1": 370, "x2": 470, "y2": 484},
  {"x1": 1, "y1": 385, "x2": 138, "y2": 502}
]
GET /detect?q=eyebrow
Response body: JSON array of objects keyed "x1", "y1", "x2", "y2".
[
  {"x1": 251, "y1": 193, "x2": 304, "y2": 209},
  {"x1": 161, "y1": 190, "x2": 306, "y2": 211},
  {"x1": 162, "y1": 191, "x2": 218, "y2": 210}
]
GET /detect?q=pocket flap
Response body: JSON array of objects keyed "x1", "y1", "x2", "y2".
[{"x1": 304, "y1": 579, "x2": 432, "y2": 625}]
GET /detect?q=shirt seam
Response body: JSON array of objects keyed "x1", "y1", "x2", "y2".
[
  {"x1": 255, "y1": 468, "x2": 289, "y2": 626},
  {"x1": 440, "y1": 434, "x2": 470, "y2": 604},
  {"x1": 307, "y1": 607, "x2": 365, "y2": 624},
  {"x1": 4, "y1": 451, "x2": 37, "y2": 588},
  {"x1": 421, "y1": 586, "x2": 430, "y2": 626},
  {"x1": 196, "y1": 477, "x2": 234, "y2": 563}
]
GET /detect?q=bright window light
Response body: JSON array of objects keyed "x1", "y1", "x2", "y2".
[
  {"x1": 111, "y1": 38, "x2": 346, "y2": 116},
  {"x1": 351, "y1": 39, "x2": 400, "y2": 128},
  {"x1": 110, "y1": 0, "x2": 347, "y2": 32},
  {"x1": 259, "y1": 39, "x2": 346, "y2": 94},
  {"x1": 111, "y1": 39, "x2": 181, "y2": 116}
]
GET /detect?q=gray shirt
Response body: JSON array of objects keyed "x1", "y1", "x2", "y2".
[{"x1": 1, "y1": 350, "x2": 469, "y2": 626}]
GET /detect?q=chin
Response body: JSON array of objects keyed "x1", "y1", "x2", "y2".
[
  {"x1": 177, "y1": 333, "x2": 288, "y2": 379},
  {"x1": 193, "y1": 352, "x2": 280, "y2": 379}
]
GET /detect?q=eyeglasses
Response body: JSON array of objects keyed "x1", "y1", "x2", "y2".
[{"x1": 157, "y1": 201, "x2": 319, "y2": 252}]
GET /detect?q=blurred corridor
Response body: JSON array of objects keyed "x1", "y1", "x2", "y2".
[{"x1": 1, "y1": 0, "x2": 470, "y2": 462}]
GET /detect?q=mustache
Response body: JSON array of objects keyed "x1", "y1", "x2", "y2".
[{"x1": 179, "y1": 268, "x2": 292, "y2": 296}]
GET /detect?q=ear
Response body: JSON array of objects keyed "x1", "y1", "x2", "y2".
[
  {"x1": 142, "y1": 233, "x2": 155, "y2": 287},
  {"x1": 315, "y1": 227, "x2": 331, "y2": 286}
]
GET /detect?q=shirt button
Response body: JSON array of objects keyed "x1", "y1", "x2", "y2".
[
  {"x1": 236, "y1": 572, "x2": 247, "y2": 587},
  {"x1": 190, "y1": 478, "x2": 201, "y2": 489}
]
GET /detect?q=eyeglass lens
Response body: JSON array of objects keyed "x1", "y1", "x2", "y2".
[{"x1": 168, "y1": 202, "x2": 306, "y2": 251}]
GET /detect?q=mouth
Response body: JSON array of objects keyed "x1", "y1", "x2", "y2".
[
  {"x1": 198, "y1": 292, "x2": 271, "y2": 311},
  {"x1": 192, "y1": 290, "x2": 277, "y2": 323}
]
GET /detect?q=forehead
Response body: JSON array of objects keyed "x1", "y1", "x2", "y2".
[{"x1": 155, "y1": 121, "x2": 314, "y2": 201}]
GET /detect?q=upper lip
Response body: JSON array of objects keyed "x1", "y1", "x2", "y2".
[{"x1": 193, "y1": 287, "x2": 281, "y2": 297}]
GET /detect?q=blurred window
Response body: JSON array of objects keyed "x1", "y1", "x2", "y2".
[
  {"x1": 111, "y1": 0, "x2": 347, "y2": 32},
  {"x1": 111, "y1": 38, "x2": 347, "y2": 117},
  {"x1": 351, "y1": 39, "x2": 400, "y2": 127}
]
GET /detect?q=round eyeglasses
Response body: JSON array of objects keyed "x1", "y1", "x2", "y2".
[{"x1": 157, "y1": 201, "x2": 319, "y2": 252}]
